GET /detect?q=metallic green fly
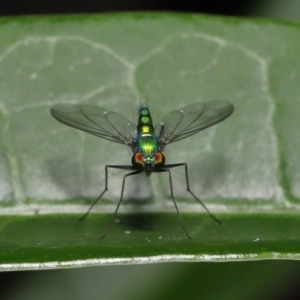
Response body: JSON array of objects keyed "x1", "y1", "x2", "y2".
[{"x1": 51, "y1": 100, "x2": 234, "y2": 239}]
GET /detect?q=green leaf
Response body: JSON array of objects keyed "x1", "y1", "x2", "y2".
[{"x1": 0, "y1": 13, "x2": 300, "y2": 270}]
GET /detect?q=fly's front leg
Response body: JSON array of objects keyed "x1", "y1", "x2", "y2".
[
  {"x1": 158, "y1": 169, "x2": 192, "y2": 239},
  {"x1": 99, "y1": 170, "x2": 140, "y2": 240},
  {"x1": 78, "y1": 164, "x2": 135, "y2": 222}
]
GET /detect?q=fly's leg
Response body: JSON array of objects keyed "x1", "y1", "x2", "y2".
[
  {"x1": 99, "y1": 170, "x2": 140, "y2": 240},
  {"x1": 163, "y1": 163, "x2": 222, "y2": 225},
  {"x1": 183, "y1": 163, "x2": 222, "y2": 225},
  {"x1": 78, "y1": 165, "x2": 136, "y2": 222},
  {"x1": 158, "y1": 169, "x2": 192, "y2": 239}
]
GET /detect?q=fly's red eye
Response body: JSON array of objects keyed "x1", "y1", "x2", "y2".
[
  {"x1": 155, "y1": 153, "x2": 163, "y2": 164},
  {"x1": 132, "y1": 152, "x2": 143, "y2": 171},
  {"x1": 134, "y1": 152, "x2": 143, "y2": 164},
  {"x1": 153, "y1": 152, "x2": 165, "y2": 171},
  {"x1": 154, "y1": 152, "x2": 165, "y2": 166}
]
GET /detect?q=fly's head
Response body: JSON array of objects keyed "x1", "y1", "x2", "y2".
[
  {"x1": 132, "y1": 151, "x2": 165, "y2": 176},
  {"x1": 132, "y1": 136, "x2": 165, "y2": 176}
]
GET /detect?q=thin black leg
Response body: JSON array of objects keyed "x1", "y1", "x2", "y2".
[
  {"x1": 158, "y1": 169, "x2": 192, "y2": 239},
  {"x1": 99, "y1": 170, "x2": 141, "y2": 240},
  {"x1": 78, "y1": 164, "x2": 135, "y2": 222},
  {"x1": 163, "y1": 163, "x2": 222, "y2": 225}
]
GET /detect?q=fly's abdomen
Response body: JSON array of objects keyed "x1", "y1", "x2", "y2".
[
  {"x1": 136, "y1": 104, "x2": 160, "y2": 156},
  {"x1": 137, "y1": 104, "x2": 154, "y2": 136}
]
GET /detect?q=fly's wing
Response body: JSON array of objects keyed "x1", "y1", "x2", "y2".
[
  {"x1": 156, "y1": 100, "x2": 234, "y2": 145},
  {"x1": 51, "y1": 104, "x2": 136, "y2": 146}
]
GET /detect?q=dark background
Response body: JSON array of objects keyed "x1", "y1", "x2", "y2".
[
  {"x1": 0, "y1": 1, "x2": 265, "y2": 17},
  {"x1": 1, "y1": 1, "x2": 300, "y2": 299}
]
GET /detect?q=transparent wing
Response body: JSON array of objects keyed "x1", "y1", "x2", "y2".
[
  {"x1": 51, "y1": 104, "x2": 136, "y2": 146},
  {"x1": 156, "y1": 100, "x2": 234, "y2": 145}
]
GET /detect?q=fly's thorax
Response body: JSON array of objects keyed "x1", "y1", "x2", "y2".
[{"x1": 132, "y1": 135, "x2": 165, "y2": 175}]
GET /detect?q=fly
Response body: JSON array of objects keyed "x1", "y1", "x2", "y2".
[{"x1": 50, "y1": 100, "x2": 234, "y2": 239}]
